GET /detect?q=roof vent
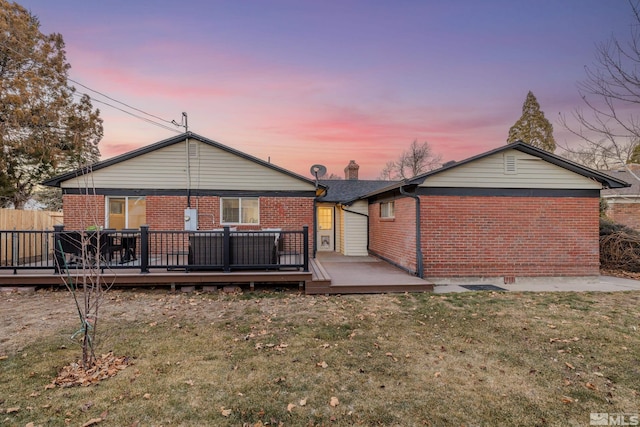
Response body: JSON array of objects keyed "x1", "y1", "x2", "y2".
[
  {"x1": 504, "y1": 154, "x2": 517, "y2": 174},
  {"x1": 188, "y1": 141, "x2": 198, "y2": 158}
]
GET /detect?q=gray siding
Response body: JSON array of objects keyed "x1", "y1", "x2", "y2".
[
  {"x1": 421, "y1": 149, "x2": 602, "y2": 189},
  {"x1": 61, "y1": 140, "x2": 316, "y2": 192}
]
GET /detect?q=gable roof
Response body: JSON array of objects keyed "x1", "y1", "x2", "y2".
[
  {"x1": 357, "y1": 141, "x2": 630, "y2": 201},
  {"x1": 43, "y1": 132, "x2": 322, "y2": 189},
  {"x1": 317, "y1": 179, "x2": 397, "y2": 204}
]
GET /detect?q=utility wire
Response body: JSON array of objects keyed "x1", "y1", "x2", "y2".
[
  {"x1": 0, "y1": 40, "x2": 183, "y2": 133},
  {"x1": 72, "y1": 92, "x2": 180, "y2": 134},
  {"x1": 68, "y1": 77, "x2": 175, "y2": 125}
]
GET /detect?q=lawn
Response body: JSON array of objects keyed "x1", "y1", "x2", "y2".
[{"x1": 1, "y1": 288, "x2": 639, "y2": 426}]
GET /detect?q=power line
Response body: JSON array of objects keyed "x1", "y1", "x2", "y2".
[
  {"x1": 68, "y1": 77, "x2": 175, "y2": 125},
  {"x1": 0, "y1": 40, "x2": 184, "y2": 134},
  {"x1": 72, "y1": 92, "x2": 180, "y2": 134}
]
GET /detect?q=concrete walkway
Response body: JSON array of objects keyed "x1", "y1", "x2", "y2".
[
  {"x1": 430, "y1": 275, "x2": 640, "y2": 293},
  {"x1": 316, "y1": 252, "x2": 640, "y2": 293}
]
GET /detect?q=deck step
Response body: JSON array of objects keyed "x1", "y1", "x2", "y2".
[
  {"x1": 312, "y1": 283, "x2": 434, "y2": 294},
  {"x1": 309, "y1": 258, "x2": 331, "y2": 283},
  {"x1": 307, "y1": 258, "x2": 332, "y2": 293}
]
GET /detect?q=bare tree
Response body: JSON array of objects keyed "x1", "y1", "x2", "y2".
[
  {"x1": 559, "y1": 0, "x2": 640, "y2": 175},
  {"x1": 379, "y1": 161, "x2": 397, "y2": 181},
  {"x1": 379, "y1": 140, "x2": 442, "y2": 180},
  {"x1": 560, "y1": 138, "x2": 638, "y2": 170},
  {"x1": 55, "y1": 169, "x2": 114, "y2": 371}
]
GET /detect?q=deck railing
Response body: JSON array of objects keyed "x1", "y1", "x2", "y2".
[{"x1": 0, "y1": 226, "x2": 309, "y2": 274}]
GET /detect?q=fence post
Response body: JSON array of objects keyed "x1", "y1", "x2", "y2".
[
  {"x1": 10, "y1": 229, "x2": 19, "y2": 275},
  {"x1": 53, "y1": 225, "x2": 64, "y2": 274},
  {"x1": 303, "y1": 225, "x2": 309, "y2": 272},
  {"x1": 223, "y1": 226, "x2": 231, "y2": 272},
  {"x1": 140, "y1": 225, "x2": 149, "y2": 273}
]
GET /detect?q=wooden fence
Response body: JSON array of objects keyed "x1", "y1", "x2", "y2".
[
  {"x1": 0, "y1": 209, "x2": 63, "y2": 264},
  {"x1": 0, "y1": 209, "x2": 63, "y2": 230}
]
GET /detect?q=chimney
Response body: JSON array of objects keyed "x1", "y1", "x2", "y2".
[{"x1": 344, "y1": 160, "x2": 359, "y2": 180}]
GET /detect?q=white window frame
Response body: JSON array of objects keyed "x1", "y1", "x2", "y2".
[
  {"x1": 380, "y1": 201, "x2": 395, "y2": 219},
  {"x1": 220, "y1": 197, "x2": 260, "y2": 225}
]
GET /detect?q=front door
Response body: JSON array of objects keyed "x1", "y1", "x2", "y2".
[{"x1": 317, "y1": 206, "x2": 334, "y2": 251}]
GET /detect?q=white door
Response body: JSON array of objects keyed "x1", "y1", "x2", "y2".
[{"x1": 317, "y1": 206, "x2": 334, "y2": 251}]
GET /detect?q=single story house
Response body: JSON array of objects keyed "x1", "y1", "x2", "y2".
[
  {"x1": 600, "y1": 165, "x2": 640, "y2": 229},
  {"x1": 43, "y1": 132, "x2": 323, "y2": 254},
  {"x1": 45, "y1": 133, "x2": 629, "y2": 280},
  {"x1": 317, "y1": 142, "x2": 629, "y2": 279}
]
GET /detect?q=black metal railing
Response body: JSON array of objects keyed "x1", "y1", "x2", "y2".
[
  {"x1": 0, "y1": 230, "x2": 56, "y2": 273},
  {"x1": 0, "y1": 225, "x2": 309, "y2": 274},
  {"x1": 147, "y1": 227, "x2": 308, "y2": 272}
]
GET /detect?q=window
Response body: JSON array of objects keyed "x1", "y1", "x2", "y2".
[
  {"x1": 380, "y1": 201, "x2": 395, "y2": 218},
  {"x1": 107, "y1": 196, "x2": 146, "y2": 229},
  {"x1": 318, "y1": 207, "x2": 333, "y2": 230},
  {"x1": 221, "y1": 197, "x2": 259, "y2": 224}
]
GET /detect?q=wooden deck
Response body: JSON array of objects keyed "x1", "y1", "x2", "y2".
[
  {"x1": 0, "y1": 267, "x2": 312, "y2": 291},
  {"x1": 0, "y1": 255, "x2": 434, "y2": 294},
  {"x1": 305, "y1": 254, "x2": 433, "y2": 295}
]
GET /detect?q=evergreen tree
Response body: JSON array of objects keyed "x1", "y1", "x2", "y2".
[
  {"x1": 0, "y1": 0, "x2": 103, "y2": 208},
  {"x1": 507, "y1": 91, "x2": 556, "y2": 152}
]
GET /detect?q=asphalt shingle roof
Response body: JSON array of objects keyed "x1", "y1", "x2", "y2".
[
  {"x1": 601, "y1": 169, "x2": 640, "y2": 196},
  {"x1": 317, "y1": 179, "x2": 397, "y2": 203}
]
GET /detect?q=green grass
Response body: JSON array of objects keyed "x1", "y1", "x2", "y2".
[{"x1": 1, "y1": 289, "x2": 639, "y2": 426}]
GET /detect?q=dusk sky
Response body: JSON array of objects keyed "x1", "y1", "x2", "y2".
[{"x1": 17, "y1": 1, "x2": 633, "y2": 179}]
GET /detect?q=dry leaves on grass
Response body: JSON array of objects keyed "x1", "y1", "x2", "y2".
[{"x1": 49, "y1": 352, "x2": 129, "y2": 388}]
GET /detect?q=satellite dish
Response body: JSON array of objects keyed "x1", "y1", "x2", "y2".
[{"x1": 310, "y1": 164, "x2": 327, "y2": 179}]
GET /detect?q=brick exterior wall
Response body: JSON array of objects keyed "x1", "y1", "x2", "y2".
[
  {"x1": 63, "y1": 194, "x2": 314, "y2": 249},
  {"x1": 421, "y1": 195, "x2": 599, "y2": 277},
  {"x1": 369, "y1": 195, "x2": 600, "y2": 278},
  {"x1": 368, "y1": 197, "x2": 417, "y2": 272},
  {"x1": 62, "y1": 194, "x2": 106, "y2": 230},
  {"x1": 605, "y1": 201, "x2": 640, "y2": 230}
]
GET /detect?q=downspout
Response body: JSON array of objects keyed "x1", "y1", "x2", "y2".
[
  {"x1": 313, "y1": 198, "x2": 317, "y2": 257},
  {"x1": 399, "y1": 185, "x2": 424, "y2": 278}
]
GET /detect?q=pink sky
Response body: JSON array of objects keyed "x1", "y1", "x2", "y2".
[{"x1": 19, "y1": 0, "x2": 633, "y2": 179}]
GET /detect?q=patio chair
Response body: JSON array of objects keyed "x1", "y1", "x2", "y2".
[
  {"x1": 58, "y1": 231, "x2": 83, "y2": 265},
  {"x1": 119, "y1": 229, "x2": 138, "y2": 263},
  {"x1": 98, "y1": 229, "x2": 122, "y2": 263}
]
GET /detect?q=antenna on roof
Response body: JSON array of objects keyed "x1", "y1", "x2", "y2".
[{"x1": 310, "y1": 164, "x2": 327, "y2": 189}]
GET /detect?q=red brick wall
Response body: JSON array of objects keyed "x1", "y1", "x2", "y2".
[
  {"x1": 62, "y1": 194, "x2": 105, "y2": 230},
  {"x1": 63, "y1": 194, "x2": 314, "y2": 248},
  {"x1": 606, "y1": 202, "x2": 640, "y2": 229},
  {"x1": 421, "y1": 195, "x2": 599, "y2": 277},
  {"x1": 146, "y1": 196, "x2": 190, "y2": 230},
  {"x1": 368, "y1": 197, "x2": 417, "y2": 272}
]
